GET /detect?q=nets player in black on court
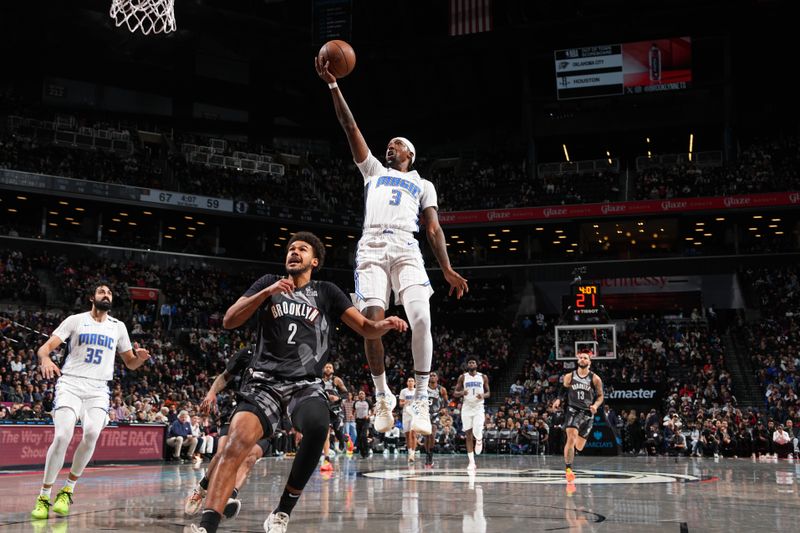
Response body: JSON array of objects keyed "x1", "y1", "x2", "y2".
[
  {"x1": 552, "y1": 349, "x2": 604, "y2": 485},
  {"x1": 184, "y1": 346, "x2": 269, "y2": 518},
  {"x1": 424, "y1": 371, "x2": 448, "y2": 466},
  {"x1": 190, "y1": 232, "x2": 407, "y2": 533}
]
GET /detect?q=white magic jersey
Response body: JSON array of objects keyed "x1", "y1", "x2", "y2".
[
  {"x1": 400, "y1": 387, "x2": 416, "y2": 414},
  {"x1": 52, "y1": 311, "x2": 133, "y2": 381},
  {"x1": 462, "y1": 372, "x2": 485, "y2": 410},
  {"x1": 356, "y1": 152, "x2": 438, "y2": 234}
]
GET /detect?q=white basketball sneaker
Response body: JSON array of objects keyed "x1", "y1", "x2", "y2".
[
  {"x1": 373, "y1": 392, "x2": 397, "y2": 433},
  {"x1": 264, "y1": 512, "x2": 290, "y2": 533},
  {"x1": 184, "y1": 486, "x2": 206, "y2": 516},
  {"x1": 475, "y1": 439, "x2": 483, "y2": 455},
  {"x1": 410, "y1": 399, "x2": 432, "y2": 435}
]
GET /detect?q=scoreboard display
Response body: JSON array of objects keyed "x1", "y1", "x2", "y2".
[{"x1": 573, "y1": 283, "x2": 600, "y2": 313}]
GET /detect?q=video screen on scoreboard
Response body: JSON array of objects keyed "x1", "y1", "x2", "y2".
[{"x1": 555, "y1": 37, "x2": 692, "y2": 100}]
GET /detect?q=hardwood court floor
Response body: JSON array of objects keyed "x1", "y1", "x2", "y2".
[{"x1": 1, "y1": 454, "x2": 798, "y2": 532}]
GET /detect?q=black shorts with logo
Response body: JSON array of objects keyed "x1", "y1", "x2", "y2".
[
  {"x1": 565, "y1": 406, "x2": 594, "y2": 439},
  {"x1": 234, "y1": 373, "x2": 328, "y2": 438}
]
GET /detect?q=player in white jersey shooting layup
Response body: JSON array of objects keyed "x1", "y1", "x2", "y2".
[
  {"x1": 316, "y1": 58, "x2": 469, "y2": 437},
  {"x1": 31, "y1": 283, "x2": 150, "y2": 520},
  {"x1": 454, "y1": 358, "x2": 490, "y2": 471}
]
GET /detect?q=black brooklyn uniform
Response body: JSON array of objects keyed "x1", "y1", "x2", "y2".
[
  {"x1": 564, "y1": 370, "x2": 598, "y2": 439},
  {"x1": 323, "y1": 374, "x2": 346, "y2": 442},
  {"x1": 428, "y1": 386, "x2": 443, "y2": 427},
  {"x1": 234, "y1": 275, "x2": 353, "y2": 436},
  {"x1": 216, "y1": 347, "x2": 272, "y2": 455}
]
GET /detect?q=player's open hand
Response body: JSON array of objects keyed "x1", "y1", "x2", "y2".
[
  {"x1": 133, "y1": 342, "x2": 150, "y2": 361},
  {"x1": 269, "y1": 277, "x2": 295, "y2": 296},
  {"x1": 444, "y1": 269, "x2": 469, "y2": 299},
  {"x1": 314, "y1": 56, "x2": 336, "y2": 84},
  {"x1": 200, "y1": 394, "x2": 217, "y2": 415},
  {"x1": 589, "y1": 404, "x2": 598, "y2": 415},
  {"x1": 381, "y1": 316, "x2": 409, "y2": 333},
  {"x1": 39, "y1": 356, "x2": 61, "y2": 380}
]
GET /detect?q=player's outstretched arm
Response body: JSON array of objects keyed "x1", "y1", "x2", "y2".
[
  {"x1": 340, "y1": 307, "x2": 408, "y2": 339},
  {"x1": 120, "y1": 342, "x2": 151, "y2": 370},
  {"x1": 422, "y1": 206, "x2": 469, "y2": 299},
  {"x1": 37, "y1": 334, "x2": 65, "y2": 380},
  {"x1": 200, "y1": 370, "x2": 232, "y2": 414},
  {"x1": 315, "y1": 57, "x2": 369, "y2": 164},
  {"x1": 223, "y1": 278, "x2": 295, "y2": 329}
]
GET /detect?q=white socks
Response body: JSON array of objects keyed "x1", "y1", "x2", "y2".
[
  {"x1": 372, "y1": 372, "x2": 389, "y2": 396},
  {"x1": 39, "y1": 487, "x2": 52, "y2": 498}
]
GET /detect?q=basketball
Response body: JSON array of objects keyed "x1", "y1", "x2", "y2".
[{"x1": 318, "y1": 39, "x2": 356, "y2": 78}]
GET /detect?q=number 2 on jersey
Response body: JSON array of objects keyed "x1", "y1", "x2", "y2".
[
  {"x1": 84, "y1": 347, "x2": 103, "y2": 364},
  {"x1": 287, "y1": 323, "x2": 298, "y2": 345},
  {"x1": 388, "y1": 189, "x2": 401, "y2": 206}
]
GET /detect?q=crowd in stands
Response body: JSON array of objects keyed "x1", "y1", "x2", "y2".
[
  {"x1": 635, "y1": 137, "x2": 800, "y2": 200},
  {"x1": 0, "y1": 250, "x2": 45, "y2": 304},
  {"x1": 2, "y1": 245, "x2": 799, "y2": 460},
  {"x1": 5, "y1": 112, "x2": 799, "y2": 219}
]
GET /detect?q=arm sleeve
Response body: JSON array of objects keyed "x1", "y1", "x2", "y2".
[
  {"x1": 51, "y1": 314, "x2": 78, "y2": 344},
  {"x1": 355, "y1": 151, "x2": 384, "y2": 185},
  {"x1": 116, "y1": 321, "x2": 133, "y2": 353},
  {"x1": 420, "y1": 180, "x2": 438, "y2": 211},
  {"x1": 324, "y1": 282, "x2": 355, "y2": 318},
  {"x1": 243, "y1": 274, "x2": 276, "y2": 298}
]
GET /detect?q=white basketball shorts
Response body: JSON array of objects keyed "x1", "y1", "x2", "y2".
[
  {"x1": 53, "y1": 374, "x2": 111, "y2": 421},
  {"x1": 353, "y1": 229, "x2": 433, "y2": 310},
  {"x1": 461, "y1": 407, "x2": 485, "y2": 437}
]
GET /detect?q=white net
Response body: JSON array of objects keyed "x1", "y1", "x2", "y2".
[{"x1": 109, "y1": 0, "x2": 176, "y2": 35}]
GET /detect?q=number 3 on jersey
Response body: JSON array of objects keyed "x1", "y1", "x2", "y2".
[
  {"x1": 84, "y1": 347, "x2": 103, "y2": 364},
  {"x1": 388, "y1": 189, "x2": 401, "y2": 206}
]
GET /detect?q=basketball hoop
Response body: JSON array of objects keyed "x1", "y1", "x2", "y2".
[{"x1": 109, "y1": 0, "x2": 176, "y2": 35}]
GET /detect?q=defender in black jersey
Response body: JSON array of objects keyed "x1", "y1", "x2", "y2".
[
  {"x1": 191, "y1": 232, "x2": 407, "y2": 533},
  {"x1": 185, "y1": 347, "x2": 271, "y2": 518},
  {"x1": 552, "y1": 350, "x2": 604, "y2": 485},
  {"x1": 321, "y1": 362, "x2": 348, "y2": 462},
  {"x1": 424, "y1": 371, "x2": 448, "y2": 466}
]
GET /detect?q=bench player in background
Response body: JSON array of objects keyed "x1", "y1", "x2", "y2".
[
  {"x1": 31, "y1": 283, "x2": 150, "y2": 520},
  {"x1": 316, "y1": 57, "x2": 469, "y2": 438}
]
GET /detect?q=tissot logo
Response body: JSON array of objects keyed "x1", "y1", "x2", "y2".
[{"x1": 364, "y1": 468, "x2": 703, "y2": 485}]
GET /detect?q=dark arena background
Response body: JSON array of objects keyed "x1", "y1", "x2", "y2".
[{"x1": 1, "y1": 1, "x2": 799, "y2": 532}]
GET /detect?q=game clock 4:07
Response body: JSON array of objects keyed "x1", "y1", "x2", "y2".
[{"x1": 573, "y1": 283, "x2": 600, "y2": 312}]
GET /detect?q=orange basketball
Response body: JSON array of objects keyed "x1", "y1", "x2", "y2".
[{"x1": 318, "y1": 40, "x2": 356, "y2": 78}]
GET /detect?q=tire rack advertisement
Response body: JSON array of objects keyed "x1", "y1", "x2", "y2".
[
  {"x1": 556, "y1": 37, "x2": 692, "y2": 100},
  {"x1": 0, "y1": 424, "x2": 165, "y2": 467}
]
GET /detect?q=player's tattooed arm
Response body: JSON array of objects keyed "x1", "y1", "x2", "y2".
[
  {"x1": 334, "y1": 376, "x2": 348, "y2": 396},
  {"x1": 315, "y1": 57, "x2": 369, "y2": 164},
  {"x1": 590, "y1": 375, "x2": 604, "y2": 414},
  {"x1": 422, "y1": 206, "x2": 469, "y2": 299},
  {"x1": 200, "y1": 370, "x2": 233, "y2": 414},
  {"x1": 452, "y1": 374, "x2": 466, "y2": 398}
]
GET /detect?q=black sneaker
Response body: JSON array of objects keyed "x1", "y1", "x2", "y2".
[{"x1": 223, "y1": 498, "x2": 242, "y2": 520}]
